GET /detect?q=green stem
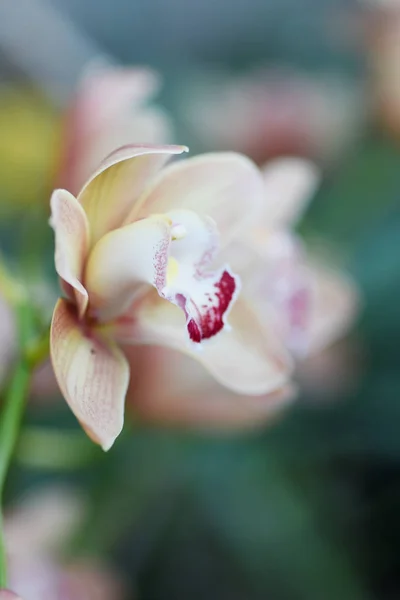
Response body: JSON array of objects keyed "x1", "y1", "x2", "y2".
[{"x1": 0, "y1": 302, "x2": 49, "y2": 587}]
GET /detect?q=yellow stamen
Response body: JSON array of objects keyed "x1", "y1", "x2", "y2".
[{"x1": 166, "y1": 257, "x2": 179, "y2": 285}]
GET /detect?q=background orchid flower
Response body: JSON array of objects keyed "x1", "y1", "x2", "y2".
[
  {"x1": 365, "y1": 0, "x2": 400, "y2": 138},
  {"x1": 0, "y1": 592, "x2": 21, "y2": 599},
  {"x1": 57, "y1": 64, "x2": 172, "y2": 195},
  {"x1": 4, "y1": 486, "x2": 124, "y2": 600},
  {"x1": 233, "y1": 157, "x2": 360, "y2": 361},
  {"x1": 50, "y1": 144, "x2": 292, "y2": 450},
  {"x1": 180, "y1": 68, "x2": 366, "y2": 166}
]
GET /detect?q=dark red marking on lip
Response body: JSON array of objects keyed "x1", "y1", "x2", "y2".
[{"x1": 187, "y1": 270, "x2": 237, "y2": 343}]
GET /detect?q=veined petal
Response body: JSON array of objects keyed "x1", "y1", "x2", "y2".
[
  {"x1": 125, "y1": 345, "x2": 296, "y2": 429},
  {"x1": 307, "y1": 261, "x2": 360, "y2": 355},
  {"x1": 126, "y1": 153, "x2": 265, "y2": 246},
  {"x1": 50, "y1": 299, "x2": 130, "y2": 450},
  {"x1": 77, "y1": 144, "x2": 188, "y2": 247},
  {"x1": 50, "y1": 189, "x2": 89, "y2": 318},
  {"x1": 261, "y1": 158, "x2": 320, "y2": 228},
  {"x1": 85, "y1": 216, "x2": 171, "y2": 322},
  {"x1": 116, "y1": 295, "x2": 292, "y2": 396}
]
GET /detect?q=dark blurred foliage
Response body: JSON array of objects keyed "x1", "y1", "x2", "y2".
[{"x1": 1, "y1": 1, "x2": 400, "y2": 599}]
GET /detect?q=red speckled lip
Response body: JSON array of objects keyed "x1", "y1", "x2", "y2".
[{"x1": 186, "y1": 270, "x2": 237, "y2": 343}]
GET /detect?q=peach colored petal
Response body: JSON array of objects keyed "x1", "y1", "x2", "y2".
[
  {"x1": 50, "y1": 189, "x2": 89, "y2": 318},
  {"x1": 127, "y1": 153, "x2": 265, "y2": 246},
  {"x1": 117, "y1": 294, "x2": 292, "y2": 396},
  {"x1": 50, "y1": 299, "x2": 130, "y2": 450},
  {"x1": 126, "y1": 344, "x2": 295, "y2": 429},
  {"x1": 307, "y1": 261, "x2": 360, "y2": 355},
  {"x1": 77, "y1": 144, "x2": 187, "y2": 247},
  {"x1": 261, "y1": 158, "x2": 320, "y2": 227},
  {"x1": 85, "y1": 216, "x2": 171, "y2": 321}
]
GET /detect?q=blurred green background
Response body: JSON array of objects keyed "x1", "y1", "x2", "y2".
[{"x1": 1, "y1": 0, "x2": 400, "y2": 599}]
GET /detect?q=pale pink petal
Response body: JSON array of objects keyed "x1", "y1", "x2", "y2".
[
  {"x1": 116, "y1": 294, "x2": 292, "y2": 396},
  {"x1": 77, "y1": 144, "x2": 187, "y2": 247},
  {"x1": 307, "y1": 261, "x2": 360, "y2": 355},
  {"x1": 84, "y1": 216, "x2": 171, "y2": 321},
  {"x1": 74, "y1": 64, "x2": 162, "y2": 134},
  {"x1": 60, "y1": 65, "x2": 173, "y2": 194},
  {"x1": 5, "y1": 486, "x2": 84, "y2": 557},
  {"x1": 50, "y1": 299, "x2": 130, "y2": 450},
  {"x1": 63, "y1": 562, "x2": 126, "y2": 600},
  {"x1": 0, "y1": 591, "x2": 22, "y2": 600},
  {"x1": 50, "y1": 189, "x2": 89, "y2": 318},
  {"x1": 226, "y1": 232, "x2": 312, "y2": 357},
  {"x1": 261, "y1": 158, "x2": 320, "y2": 227},
  {"x1": 126, "y1": 153, "x2": 265, "y2": 246},
  {"x1": 126, "y1": 344, "x2": 295, "y2": 429}
]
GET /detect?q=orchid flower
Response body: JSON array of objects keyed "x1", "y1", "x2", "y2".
[
  {"x1": 0, "y1": 592, "x2": 21, "y2": 599},
  {"x1": 4, "y1": 486, "x2": 124, "y2": 600},
  {"x1": 58, "y1": 64, "x2": 172, "y2": 195},
  {"x1": 50, "y1": 144, "x2": 291, "y2": 450},
  {"x1": 125, "y1": 158, "x2": 359, "y2": 428}
]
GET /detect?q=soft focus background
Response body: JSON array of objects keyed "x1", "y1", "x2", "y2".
[{"x1": 0, "y1": 0, "x2": 400, "y2": 599}]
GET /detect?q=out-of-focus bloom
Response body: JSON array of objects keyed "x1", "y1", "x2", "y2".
[
  {"x1": 127, "y1": 158, "x2": 360, "y2": 426},
  {"x1": 0, "y1": 591, "x2": 21, "y2": 599},
  {"x1": 181, "y1": 68, "x2": 365, "y2": 166},
  {"x1": 57, "y1": 64, "x2": 172, "y2": 195},
  {"x1": 50, "y1": 144, "x2": 291, "y2": 450},
  {"x1": 238, "y1": 158, "x2": 359, "y2": 359},
  {"x1": 4, "y1": 486, "x2": 124, "y2": 600},
  {"x1": 364, "y1": 0, "x2": 400, "y2": 136}
]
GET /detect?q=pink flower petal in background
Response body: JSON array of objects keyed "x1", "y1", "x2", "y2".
[
  {"x1": 181, "y1": 68, "x2": 366, "y2": 166},
  {"x1": 4, "y1": 486, "x2": 125, "y2": 600},
  {"x1": 58, "y1": 64, "x2": 173, "y2": 195},
  {"x1": 0, "y1": 591, "x2": 22, "y2": 600}
]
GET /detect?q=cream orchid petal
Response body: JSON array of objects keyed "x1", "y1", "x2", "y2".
[
  {"x1": 77, "y1": 144, "x2": 188, "y2": 247},
  {"x1": 125, "y1": 345, "x2": 296, "y2": 429},
  {"x1": 116, "y1": 295, "x2": 292, "y2": 396},
  {"x1": 127, "y1": 153, "x2": 265, "y2": 246},
  {"x1": 261, "y1": 158, "x2": 320, "y2": 227},
  {"x1": 50, "y1": 189, "x2": 89, "y2": 318},
  {"x1": 50, "y1": 299, "x2": 130, "y2": 451},
  {"x1": 307, "y1": 261, "x2": 360, "y2": 355},
  {"x1": 85, "y1": 216, "x2": 171, "y2": 322}
]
